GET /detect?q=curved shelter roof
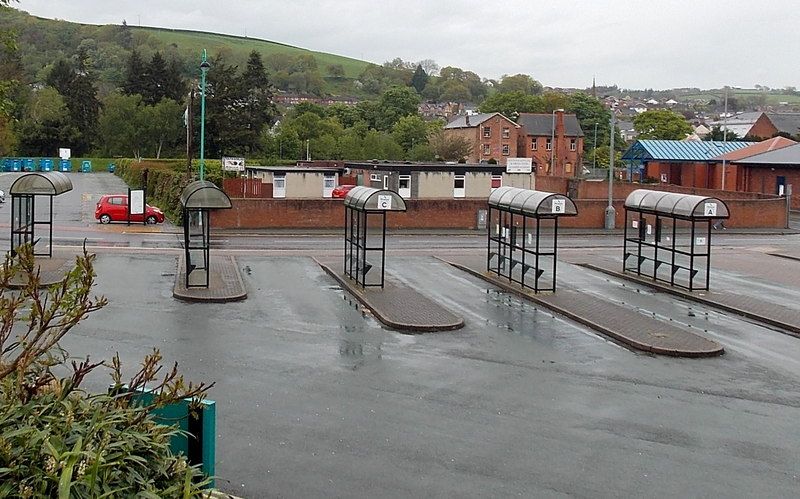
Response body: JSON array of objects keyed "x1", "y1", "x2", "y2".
[
  {"x1": 344, "y1": 186, "x2": 407, "y2": 212},
  {"x1": 10, "y1": 172, "x2": 72, "y2": 196},
  {"x1": 624, "y1": 189, "x2": 729, "y2": 219},
  {"x1": 488, "y1": 186, "x2": 577, "y2": 217},
  {"x1": 179, "y1": 180, "x2": 232, "y2": 209}
]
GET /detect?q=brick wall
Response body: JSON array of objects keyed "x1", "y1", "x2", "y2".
[{"x1": 211, "y1": 193, "x2": 786, "y2": 230}]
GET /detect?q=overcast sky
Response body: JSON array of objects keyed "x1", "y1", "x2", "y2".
[{"x1": 14, "y1": 0, "x2": 798, "y2": 90}]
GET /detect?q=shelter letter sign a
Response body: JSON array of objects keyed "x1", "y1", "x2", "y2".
[
  {"x1": 552, "y1": 199, "x2": 565, "y2": 214},
  {"x1": 377, "y1": 194, "x2": 392, "y2": 210},
  {"x1": 704, "y1": 202, "x2": 717, "y2": 217}
]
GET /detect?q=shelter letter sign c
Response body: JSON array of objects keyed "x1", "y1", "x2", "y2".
[{"x1": 377, "y1": 194, "x2": 392, "y2": 210}]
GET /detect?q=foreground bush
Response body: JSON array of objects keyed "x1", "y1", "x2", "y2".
[{"x1": 0, "y1": 246, "x2": 212, "y2": 496}]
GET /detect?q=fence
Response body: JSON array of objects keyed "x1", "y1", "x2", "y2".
[{"x1": 222, "y1": 178, "x2": 268, "y2": 198}]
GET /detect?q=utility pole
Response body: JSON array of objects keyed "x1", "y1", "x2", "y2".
[
  {"x1": 721, "y1": 87, "x2": 729, "y2": 190},
  {"x1": 592, "y1": 122, "x2": 598, "y2": 170},
  {"x1": 605, "y1": 112, "x2": 616, "y2": 229}
]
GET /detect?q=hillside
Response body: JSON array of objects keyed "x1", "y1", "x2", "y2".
[{"x1": 1, "y1": 7, "x2": 372, "y2": 96}]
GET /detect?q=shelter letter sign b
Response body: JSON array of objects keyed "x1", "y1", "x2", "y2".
[
  {"x1": 704, "y1": 202, "x2": 717, "y2": 217},
  {"x1": 552, "y1": 199, "x2": 565, "y2": 214},
  {"x1": 377, "y1": 194, "x2": 392, "y2": 210}
]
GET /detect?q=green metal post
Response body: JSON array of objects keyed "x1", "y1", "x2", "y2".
[{"x1": 199, "y1": 49, "x2": 210, "y2": 181}]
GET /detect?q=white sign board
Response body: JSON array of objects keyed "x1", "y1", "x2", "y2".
[
  {"x1": 632, "y1": 220, "x2": 639, "y2": 228},
  {"x1": 647, "y1": 225, "x2": 652, "y2": 235},
  {"x1": 129, "y1": 190, "x2": 145, "y2": 215},
  {"x1": 552, "y1": 198, "x2": 566, "y2": 214},
  {"x1": 506, "y1": 157, "x2": 533, "y2": 174},
  {"x1": 696, "y1": 237, "x2": 707, "y2": 246},
  {"x1": 704, "y1": 202, "x2": 717, "y2": 217},
  {"x1": 58, "y1": 148, "x2": 71, "y2": 160},
  {"x1": 660, "y1": 173, "x2": 668, "y2": 183},
  {"x1": 222, "y1": 156, "x2": 245, "y2": 172},
  {"x1": 377, "y1": 194, "x2": 392, "y2": 210}
]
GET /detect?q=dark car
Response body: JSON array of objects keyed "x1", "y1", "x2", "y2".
[
  {"x1": 332, "y1": 184, "x2": 357, "y2": 198},
  {"x1": 95, "y1": 194, "x2": 165, "y2": 224}
]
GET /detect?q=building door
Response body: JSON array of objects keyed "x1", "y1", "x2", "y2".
[
  {"x1": 777, "y1": 175, "x2": 786, "y2": 196},
  {"x1": 323, "y1": 173, "x2": 335, "y2": 198},
  {"x1": 453, "y1": 175, "x2": 466, "y2": 198},
  {"x1": 273, "y1": 175, "x2": 286, "y2": 198},
  {"x1": 383, "y1": 175, "x2": 389, "y2": 190},
  {"x1": 398, "y1": 175, "x2": 411, "y2": 198}
]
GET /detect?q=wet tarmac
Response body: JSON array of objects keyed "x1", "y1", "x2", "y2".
[{"x1": 58, "y1": 253, "x2": 800, "y2": 498}]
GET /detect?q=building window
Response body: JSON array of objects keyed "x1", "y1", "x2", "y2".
[
  {"x1": 491, "y1": 175, "x2": 502, "y2": 190},
  {"x1": 483, "y1": 144, "x2": 491, "y2": 155},
  {"x1": 570, "y1": 138, "x2": 577, "y2": 151},
  {"x1": 502, "y1": 127, "x2": 510, "y2": 138},
  {"x1": 502, "y1": 144, "x2": 510, "y2": 156},
  {"x1": 370, "y1": 173, "x2": 380, "y2": 182},
  {"x1": 531, "y1": 138, "x2": 537, "y2": 150},
  {"x1": 546, "y1": 138, "x2": 552, "y2": 151},
  {"x1": 483, "y1": 126, "x2": 491, "y2": 138}
]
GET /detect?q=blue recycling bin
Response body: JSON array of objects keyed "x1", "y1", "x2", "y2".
[
  {"x1": 23, "y1": 158, "x2": 35, "y2": 171},
  {"x1": 1, "y1": 158, "x2": 10, "y2": 172},
  {"x1": 81, "y1": 160, "x2": 92, "y2": 173},
  {"x1": 59, "y1": 159, "x2": 72, "y2": 172},
  {"x1": 40, "y1": 158, "x2": 53, "y2": 172},
  {"x1": 107, "y1": 163, "x2": 116, "y2": 173},
  {"x1": 11, "y1": 159, "x2": 21, "y2": 172}
]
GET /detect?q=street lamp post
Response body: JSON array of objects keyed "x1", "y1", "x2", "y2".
[
  {"x1": 199, "y1": 49, "x2": 210, "y2": 181},
  {"x1": 550, "y1": 108, "x2": 564, "y2": 174},
  {"x1": 721, "y1": 87, "x2": 729, "y2": 190},
  {"x1": 592, "y1": 122, "x2": 598, "y2": 170},
  {"x1": 604, "y1": 111, "x2": 616, "y2": 229}
]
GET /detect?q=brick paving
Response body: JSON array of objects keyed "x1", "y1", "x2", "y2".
[
  {"x1": 444, "y1": 255, "x2": 723, "y2": 357},
  {"x1": 173, "y1": 254, "x2": 247, "y2": 302},
  {"x1": 314, "y1": 257, "x2": 464, "y2": 333},
  {"x1": 583, "y1": 261, "x2": 800, "y2": 337}
]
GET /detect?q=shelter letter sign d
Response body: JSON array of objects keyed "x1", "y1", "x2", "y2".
[
  {"x1": 704, "y1": 202, "x2": 717, "y2": 217},
  {"x1": 552, "y1": 199, "x2": 565, "y2": 214},
  {"x1": 377, "y1": 194, "x2": 392, "y2": 210}
]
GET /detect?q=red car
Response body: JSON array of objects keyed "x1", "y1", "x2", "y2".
[
  {"x1": 95, "y1": 194, "x2": 165, "y2": 224},
  {"x1": 332, "y1": 184, "x2": 356, "y2": 198}
]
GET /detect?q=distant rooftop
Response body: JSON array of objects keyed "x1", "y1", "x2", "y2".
[{"x1": 622, "y1": 140, "x2": 756, "y2": 162}]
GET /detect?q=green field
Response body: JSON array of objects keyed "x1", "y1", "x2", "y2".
[
  {"x1": 140, "y1": 27, "x2": 371, "y2": 79},
  {"x1": 682, "y1": 90, "x2": 800, "y2": 105}
]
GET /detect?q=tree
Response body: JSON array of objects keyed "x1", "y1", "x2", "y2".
[
  {"x1": 705, "y1": 126, "x2": 740, "y2": 141},
  {"x1": 16, "y1": 87, "x2": 80, "y2": 156},
  {"x1": 97, "y1": 92, "x2": 147, "y2": 159},
  {"x1": 392, "y1": 114, "x2": 428, "y2": 151},
  {"x1": 495, "y1": 74, "x2": 543, "y2": 95},
  {"x1": 46, "y1": 58, "x2": 100, "y2": 155},
  {"x1": 633, "y1": 109, "x2": 692, "y2": 140},
  {"x1": 411, "y1": 64, "x2": 428, "y2": 93},
  {"x1": 478, "y1": 91, "x2": 544, "y2": 118},
  {"x1": 376, "y1": 86, "x2": 421, "y2": 131},
  {"x1": 143, "y1": 98, "x2": 183, "y2": 158},
  {"x1": 417, "y1": 59, "x2": 439, "y2": 77},
  {"x1": 566, "y1": 92, "x2": 612, "y2": 153},
  {"x1": 429, "y1": 128, "x2": 472, "y2": 161},
  {"x1": 238, "y1": 50, "x2": 277, "y2": 154},
  {"x1": 121, "y1": 49, "x2": 147, "y2": 97},
  {"x1": 327, "y1": 64, "x2": 345, "y2": 79}
]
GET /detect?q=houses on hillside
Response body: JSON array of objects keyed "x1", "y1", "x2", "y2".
[{"x1": 442, "y1": 111, "x2": 584, "y2": 175}]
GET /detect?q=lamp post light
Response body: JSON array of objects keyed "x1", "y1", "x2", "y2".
[
  {"x1": 550, "y1": 109, "x2": 564, "y2": 174},
  {"x1": 199, "y1": 49, "x2": 210, "y2": 181}
]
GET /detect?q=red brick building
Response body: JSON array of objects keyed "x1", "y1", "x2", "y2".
[
  {"x1": 443, "y1": 111, "x2": 584, "y2": 174},
  {"x1": 443, "y1": 113, "x2": 522, "y2": 166},
  {"x1": 727, "y1": 141, "x2": 800, "y2": 209},
  {"x1": 516, "y1": 111, "x2": 584, "y2": 177}
]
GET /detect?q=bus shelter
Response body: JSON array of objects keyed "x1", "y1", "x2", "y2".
[
  {"x1": 343, "y1": 186, "x2": 407, "y2": 288},
  {"x1": 10, "y1": 172, "x2": 73, "y2": 257},
  {"x1": 623, "y1": 189, "x2": 730, "y2": 291},
  {"x1": 179, "y1": 180, "x2": 232, "y2": 288},
  {"x1": 487, "y1": 186, "x2": 577, "y2": 292}
]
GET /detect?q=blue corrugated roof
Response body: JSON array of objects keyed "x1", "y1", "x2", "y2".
[{"x1": 622, "y1": 140, "x2": 756, "y2": 162}]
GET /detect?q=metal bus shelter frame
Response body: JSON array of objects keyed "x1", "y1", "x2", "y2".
[
  {"x1": 487, "y1": 186, "x2": 578, "y2": 293},
  {"x1": 343, "y1": 186, "x2": 407, "y2": 288},
  {"x1": 179, "y1": 180, "x2": 232, "y2": 288},
  {"x1": 623, "y1": 189, "x2": 730, "y2": 291},
  {"x1": 9, "y1": 172, "x2": 73, "y2": 258}
]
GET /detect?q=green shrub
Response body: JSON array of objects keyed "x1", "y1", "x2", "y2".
[{"x1": 0, "y1": 246, "x2": 212, "y2": 496}]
